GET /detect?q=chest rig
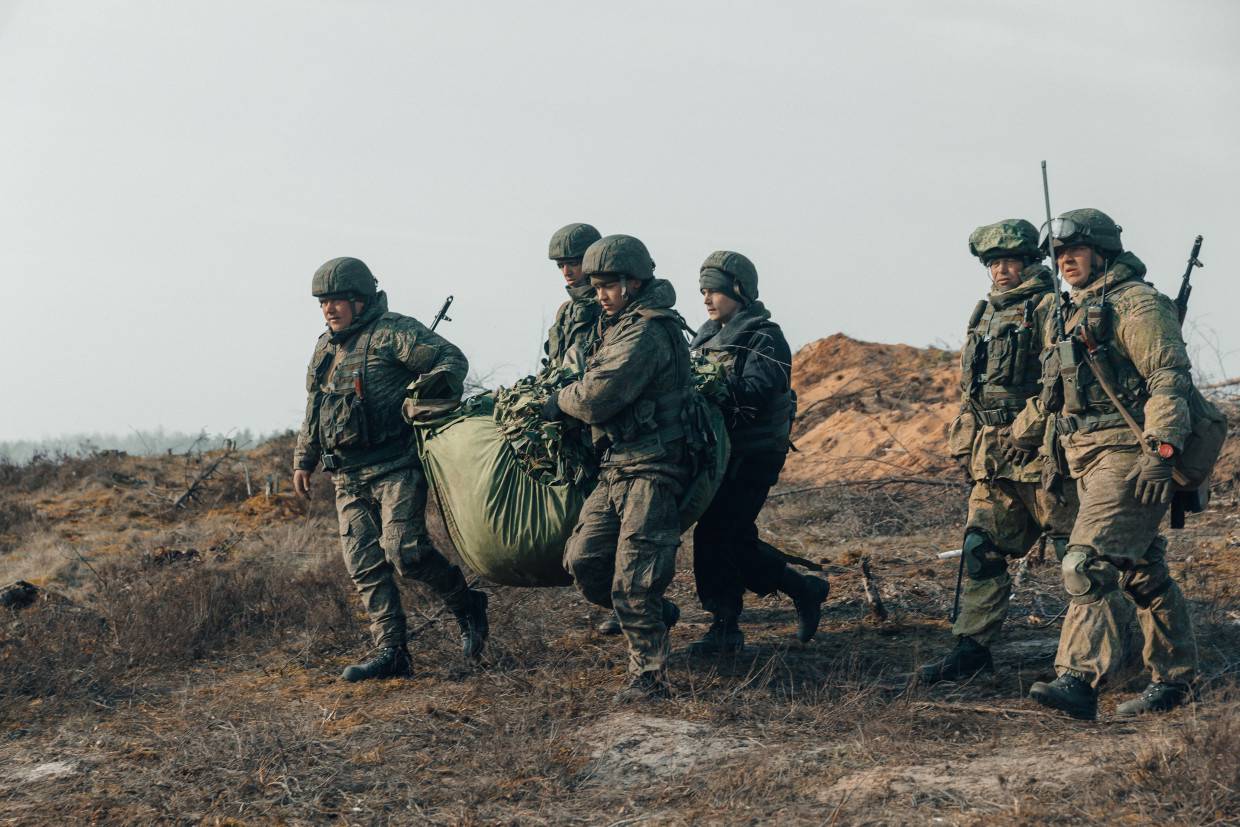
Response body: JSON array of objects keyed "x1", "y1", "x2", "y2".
[
  {"x1": 960, "y1": 297, "x2": 1041, "y2": 427},
  {"x1": 312, "y1": 316, "x2": 402, "y2": 470},
  {"x1": 1040, "y1": 281, "x2": 1149, "y2": 435}
]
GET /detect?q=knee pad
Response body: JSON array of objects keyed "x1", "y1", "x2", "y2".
[
  {"x1": 963, "y1": 530, "x2": 1007, "y2": 580},
  {"x1": 1061, "y1": 546, "x2": 1120, "y2": 605}
]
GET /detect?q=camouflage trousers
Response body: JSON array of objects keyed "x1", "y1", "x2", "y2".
[
  {"x1": 952, "y1": 476, "x2": 1078, "y2": 647},
  {"x1": 563, "y1": 470, "x2": 683, "y2": 678},
  {"x1": 334, "y1": 464, "x2": 469, "y2": 649},
  {"x1": 1055, "y1": 448, "x2": 1197, "y2": 689}
]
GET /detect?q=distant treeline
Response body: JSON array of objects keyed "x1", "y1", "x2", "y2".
[{"x1": 0, "y1": 428, "x2": 287, "y2": 464}]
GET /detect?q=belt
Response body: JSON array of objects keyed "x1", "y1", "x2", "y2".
[
  {"x1": 1055, "y1": 410, "x2": 1129, "y2": 435},
  {"x1": 973, "y1": 407, "x2": 1017, "y2": 427}
]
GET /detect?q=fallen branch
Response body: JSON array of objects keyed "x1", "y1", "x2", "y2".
[
  {"x1": 1202, "y1": 376, "x2": 1240, "y2": 390},
  {"x1": 859, "y1": 556, "x2": 888, "y2": 621},
  {"x1": 769, "y1": 475, "x2": 966, "y2": 500},
  {"x1": 171, "y1": 446, "x2": 235, "y2": 510}
]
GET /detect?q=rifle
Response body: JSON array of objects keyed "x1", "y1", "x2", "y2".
[
  {"x1": 430, "y1": 295, "x2": 454, "y2": 331},
  {"x1": 1174, "y1": 235, "x2": 1204, "y2": 325},
  {"x1": 1040, "y1": 161, "x2": 1067, "y2": 343}
]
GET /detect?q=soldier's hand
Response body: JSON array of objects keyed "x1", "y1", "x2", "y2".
[
  {"x1": 293, "y1": 469, "x2": 313, "y2": 500},
  {"x1": 540, "y1": 391, "x2": 563, "y2": 422},
  {"x1": 954, "y1": 453, "x2": 973, "y2": 484},
  {"x1": 1125, "y1": 450, "x2": 1175, "y2": 506},
  {"x1": 997, "y1": 427, "x2": 1038, "y2": 467}
]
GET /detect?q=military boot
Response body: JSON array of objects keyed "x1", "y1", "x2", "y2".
[
  {"x1": 1115, "y1": 682, "x2": 1193, "y2": 717},
  {"x1": 1029, "y1": 673, "x2": 1097, "y2": 720},
  {"x1": 917, "y1": 636, "x2": 993, "y2": 684},
  {"x1": 662, "y1": 598, "x2": 681, "y2": 631},
  {"x1": 451, "y1": 589, "x2": 489, "y2": 660},
  {"x1": 341, "y1": 645, "x2": 412, "y2": 683},
  {"x1": 687, "y1": 615, "x2": 744, "y2": 656},
  {"x1": 597, "y1": 610, "x2": 622, "y2": 636},
  {"x1": 614, "y1": 671, "x2": 671, "y2": 703},
  {"x1": 781, "y1": 568, "x2": 830, "y2": 643}
]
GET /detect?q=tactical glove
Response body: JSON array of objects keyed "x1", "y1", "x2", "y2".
[
  {"x1": 1126, "y1": 450, "x2": 1175, "y2": 506},
  {"x1": 540, "y1": 391, "x2": 563, "y2": 422},
  {"x1": 997, "y1": 427, "x2": 1039, "y2": 467}
]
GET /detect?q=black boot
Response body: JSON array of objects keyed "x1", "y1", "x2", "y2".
[
  {"x1": 662, "y1": 598, "x2": 681, "y2": 631},
  {"x1": 1115, "y1": 682, "x2": 1192, "y2": 717},
  {"x1": 341, "y1": 645, "x2": 412, "y2": 682},
  {"x1": 451, "y1": 589, "x2": 489, "y2": 660},
  {"x1": 597, "y1": 611, "x2": 622, "y2": 635},
  {"x1": 782, "y1": 568, "x2": 830, "y2": 643},
  {"x1": 918, "y1": 636, "x2": 993, "y2": 684},
  {"x1": 614, "y1": 671, "x2": 671, "y2": 703},
  {"x1": 1029, "y1": 673, "x2": 1097, "y2": 720},
  {"x1": 687, "y1": 615, "x2": 744, "y2": 655}
]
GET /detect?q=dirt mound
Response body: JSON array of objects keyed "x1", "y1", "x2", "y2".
[{"x1": 784, "y1": 334, "x2": 959, "y2": 483}]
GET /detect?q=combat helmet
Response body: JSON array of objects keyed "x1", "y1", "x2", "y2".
[
  {"x1": 548, "y1": 223, "x2": 602, "y2": 261},
  {"x1": 582, "y1": 235, "x2": 656, "y2": 282},
  {"x1": 699, "y1": 250, "x2": 759, "y2": 304},
  {"x1": 1040, "y1": 208, "x2": 1123, "y2": 256},
  {"x1": 312, "y1": 257, "x2": 378, "y2": 300},
  {"x1": 967, "y1": 219, "x2": 1043, "y2": 264}
]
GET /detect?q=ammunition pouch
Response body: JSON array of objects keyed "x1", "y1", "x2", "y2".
[{"x1": 319, "y1": 390, "x2": 370, "y2": 452}]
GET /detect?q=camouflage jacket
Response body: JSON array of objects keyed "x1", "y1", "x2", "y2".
[
  {"x1": 293, "y1": 292, "x2": 469, "y2": 479},
  {"x1": 543, "y1": 283, "x2": 601, "y2": 373},
  {"x1": 558, "y1": 279, "x2": 693, "y2": 478},
  {"x1": 947, "y1": 265, "x2": 1056, "y2": 483},
  {"x1": 1034, "y1": 253, "x2": 1195, "y2": 476},
  {"x1": 690, "y1": 300, "x2": 794, "y2": 456}
]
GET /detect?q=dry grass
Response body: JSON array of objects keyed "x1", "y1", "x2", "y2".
[{"x1": 1, "y1": 447, "x2": 1238, "y2": 824}]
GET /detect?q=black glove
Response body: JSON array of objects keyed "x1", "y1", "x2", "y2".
[
  {"x1": 1126, "y1": 449, "x2": 1175, "y2": 506},
  {"x1": 996, "y1": 427, "x2": 1038, "y2": 467},
  {"x1": 540, "y1": 391, "x2": 563, "y2": 422}
]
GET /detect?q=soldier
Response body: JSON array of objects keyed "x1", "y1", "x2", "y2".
[
  {"x1": 919, "y1": 220, "x2": 1079, "y2": 683},
  {"x1": 293, "y1": 257, "x2": 489, "y2": 682},
  {"x1": 687, "y1": 250, "x2": 829, "y2": 654},
  {"x1": 543, "y1": 222, "x2": 623, "y2": 637},
  {"x1": 1023, "y1": 210, "x2": 1199, "y2": 719},
  {"x1": 544, "y1": 222, "x2": 604, "y2": 372},
  {"x1": 541, "y1": 234, "x2": 693, "y2": 702}
]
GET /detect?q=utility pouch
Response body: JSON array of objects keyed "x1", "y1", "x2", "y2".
[
  {"x1": 1039, "y1": 346, "x2": 1064, "y2": 412},
  {"x1": 1056, "y1": 339, "x2": 1088, "y2": 414},
  {"x1": 962, "y1": 334, "x2": 988, "y2": 392},
  {"x1": 985, "y1": 334, "x2": 1014, "y2": 386},
  {"x1": 319, "y1": 390, "x2": 370, "y2": 452},
  {"x1": 1011, "y1": 326, "x2": 1032, "y2": 386}
]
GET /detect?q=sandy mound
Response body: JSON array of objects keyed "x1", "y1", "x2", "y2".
[{"x1": 784, "y1": 334, "x2": 959, "y2": 483}]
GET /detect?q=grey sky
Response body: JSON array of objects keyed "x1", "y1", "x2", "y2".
[{"x1": 3, "y1": 0, "x2": 1237, "y2": 441}]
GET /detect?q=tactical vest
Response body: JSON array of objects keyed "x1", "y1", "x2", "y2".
[
  {"x1": 592, "y1": 308, "x2": 694, "y2": 467},
  {"x1": 313, "y1": 313, "x2": 411, "y2": 470},
  {"x1": 959, "y1": 296, "x2": 1042, "y2": 427},
  {"x1": 544, "y1": 285, "x2": 601, "y2": 370},
  {"x1": 1040, "y1": 280, "x2": 1150, "y2": 435}
]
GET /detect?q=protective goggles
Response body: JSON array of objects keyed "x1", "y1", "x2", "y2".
[{"x1": 1038, "y1": 217, "x2": 1090, "y2": 249}]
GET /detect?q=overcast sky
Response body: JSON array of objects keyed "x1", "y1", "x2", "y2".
[{"x1": 3, "y1": 0, "x2": 1237, "y2": 442}]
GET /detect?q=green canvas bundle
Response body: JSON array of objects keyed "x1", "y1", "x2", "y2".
[{"x1": 413, "y1": 373, "x2": 729, "y2": 587}]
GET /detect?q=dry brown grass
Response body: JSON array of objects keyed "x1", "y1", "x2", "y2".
[{"x1": 1, "y1": 447, "x2": 1238, "y2": 824}]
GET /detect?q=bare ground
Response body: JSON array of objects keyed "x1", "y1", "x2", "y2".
[{"x1": 1, "y1": 440, "x2": 1239, "y2": 825}]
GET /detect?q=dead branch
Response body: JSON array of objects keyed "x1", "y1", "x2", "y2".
[
  {"x1": 171, "y1": 445, "x2": 235, "y2": 510},
  {"x1": 1203, "y1": 376, "x2": 1240, "y2": 390},
  {"x1": 859, "y1": 556, "x2": 888, "y2": 621}
]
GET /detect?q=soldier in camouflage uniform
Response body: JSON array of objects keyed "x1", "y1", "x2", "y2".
[
  {"x1": 1020, "y1": 210, "x2": 1200, "y2": 719},
  {"x1": 544, "y1": 222, "x2": 604, "y2": 373},
  {"x1": 688, "y1": 250, "x2": 830, "y2": 654},
  {"x1": 543, "y1": 222, "x2": 624, "y2": 637},
  {"x1": 541, "y1": 234, "x2": 693, "y2": 702},
  {"x1": 919, "y1": 220, "x2": 1079, "y2": 683},
  {"x1": 293, "y1": 257, "x2": 489, "y2": 682}
]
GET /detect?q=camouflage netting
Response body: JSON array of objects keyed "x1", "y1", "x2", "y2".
[{"x1": 492, "y1": 367, "x2": 598, "y2": 486}]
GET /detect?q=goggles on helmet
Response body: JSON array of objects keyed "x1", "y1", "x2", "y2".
[{"x1": 1038, "y1": 217, "x2": 1092, "y2": 250}]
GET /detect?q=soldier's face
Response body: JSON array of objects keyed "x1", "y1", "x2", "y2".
[
  {"x1": 702, "y1": 288, "x2": 742, "y2": 324},
  {"x1": 592, "y1": 278, "x2": 632, "y2": 316},
  {"x1": 320, "y1": 297, "x2": 358, "y2": 332},
  {"x1": 556, "y1": 258, "x2": 585, "y2": 286},
  {"x1": 987, "y1": 257, "x2": 1025, "y2": 291},
  {"x1": 1057, "y1": 245, "x2": 1101, "y2": 288}
]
